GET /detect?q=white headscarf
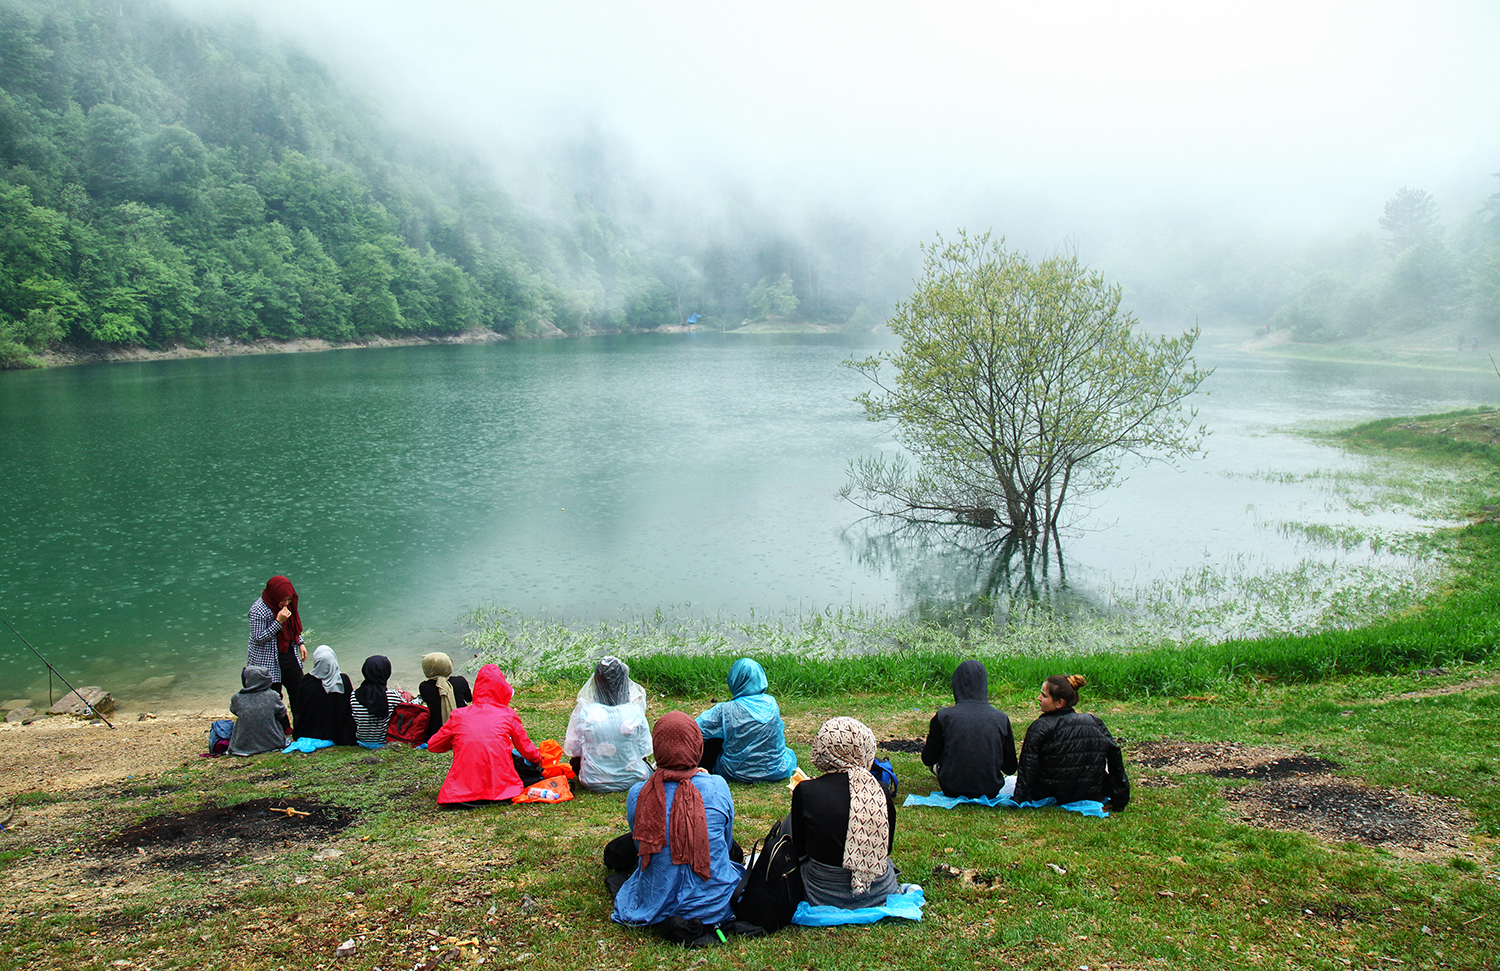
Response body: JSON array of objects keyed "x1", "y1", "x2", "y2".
[{"x1": 310, "y1": 645, "x2": 344, "y2": 694}]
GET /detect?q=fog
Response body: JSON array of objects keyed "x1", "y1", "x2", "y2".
[
  {"x1": 169, "y1": 0, "x2": 1500, "y2": 310},
  {"x1": 173, "y1": 1, "x2": 1499, "y2": 216}
]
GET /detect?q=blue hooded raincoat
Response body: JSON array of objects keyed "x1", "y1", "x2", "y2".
[{"x1": 696, "y1": 658, "x2": 798, "y2": 782}]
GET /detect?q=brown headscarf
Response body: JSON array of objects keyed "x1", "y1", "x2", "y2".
[
  {"x1": 422, "y1": 652, "x2": 457, "y2": 723},
  {"x1": 631, "y1": 711, "x2": 710, "y2": 881},
  {"x1": 259, "y1": 575, "x2": 301, "y2": 653}
]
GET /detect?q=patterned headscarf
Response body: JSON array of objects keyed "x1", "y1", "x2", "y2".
[
  {"x1": 811, "y1": 716, "x2": 887, "y2": 894},
  {"x1": 632, "y1": 711, "x2": 710, "y2": 881}
]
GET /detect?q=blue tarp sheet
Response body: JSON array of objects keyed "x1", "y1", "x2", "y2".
[{"x1": 792, "y1": 886, "x2": 925, "y2": 926}]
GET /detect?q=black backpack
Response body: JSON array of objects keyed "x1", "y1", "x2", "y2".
[{"x1": 731, "y1": 816, "x2": 804, "y2": 933}]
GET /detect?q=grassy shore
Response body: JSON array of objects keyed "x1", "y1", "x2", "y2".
[{"x1": 2, "y1": 413, "x2": 1499, "y2": 971}]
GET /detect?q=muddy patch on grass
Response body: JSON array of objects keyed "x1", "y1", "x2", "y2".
[
  {"x1": 1224, "y1": 779, "x2": 1473, "y2": 861},
  {"x1": 878, "y1": 738, "x2": 925, "y2": 754},
  {"x1": 1129, "y1": 741, "x2": 1336, "y2": 777},
  {"x1": 106, "y1": 797, "x2": 357, "y2": 870},
  {"x1": 1128, "y1": 741, "x2": 1475, "y2": 859}
]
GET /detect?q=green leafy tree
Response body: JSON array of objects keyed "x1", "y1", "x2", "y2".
[
  {"x1": 746, "y1": 272, "x2": 798, "y2": 320},
  {"x1": 842, "y1": 232, "x2": 1210, "y2": 546}
]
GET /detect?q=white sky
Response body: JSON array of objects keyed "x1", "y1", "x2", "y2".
[{"x1": 174, "y1": 0, "x2": 1500, "y2": 239}]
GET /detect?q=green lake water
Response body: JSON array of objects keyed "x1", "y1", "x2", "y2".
[{"x1": 0, "y1": 333, "x2": 1494, "y2": 708}]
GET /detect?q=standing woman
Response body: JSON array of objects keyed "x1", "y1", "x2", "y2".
[
  {"x1": 247, "y1": 575, "x2": 305, "y2": 702},
  {"x1": 350, "y1": 655, "x2": 402, "y2": 748},
  {"x1": 1013, "y1": 675, "x2": 1130, "y2": 811}
]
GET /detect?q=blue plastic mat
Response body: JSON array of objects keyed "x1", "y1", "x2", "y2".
[
  {"x1": 281, "y1": 737, "x2": 334, "y2": 754},
  {"x1": 792, "y1": 886, "x2": 925, "y2": 926},
  {"x1": 902, "y1": 791, "x2": 1108, "y2": 817}
]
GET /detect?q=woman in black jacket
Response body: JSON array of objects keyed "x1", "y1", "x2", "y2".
[
  {"x1": 1014, "y1": 675, "x2": 1129, "y2": 810},
  {"x1": 293, "y1": 645, "x2": 356, "y2": 746}
]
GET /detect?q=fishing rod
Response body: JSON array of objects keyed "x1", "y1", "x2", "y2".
[{"x1": 2, "y1": 617, "x2": 114, "y2": 729}]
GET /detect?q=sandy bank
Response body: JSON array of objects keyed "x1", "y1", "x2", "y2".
[{"x1": 32, "y1": 328, "x2": 513, "y2": 368}]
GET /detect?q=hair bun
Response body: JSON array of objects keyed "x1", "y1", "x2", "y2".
[{"x1": 1067, "y1": 674, "x2": 1087, "y2": 690}]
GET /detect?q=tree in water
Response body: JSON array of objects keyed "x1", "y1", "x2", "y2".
[{"x1": 841, "y1": 231, "x2": 1210, "y2": 553}]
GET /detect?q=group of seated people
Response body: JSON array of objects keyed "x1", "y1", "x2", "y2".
[
  {"x1": 226, "y1": 650, "x2": 1128, "y2": 937},
  {"x1": 227, "y1": 647, "x2": 471, "y2": 755}
]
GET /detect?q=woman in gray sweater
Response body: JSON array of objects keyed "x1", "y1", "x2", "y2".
[{"x1": 229, "y1": 665, "x2": 291, "y2": 756}]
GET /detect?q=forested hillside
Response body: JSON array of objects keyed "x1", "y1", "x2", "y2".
[{"x1": 0, "y1": 0, "x2": 894, "y2": 367}]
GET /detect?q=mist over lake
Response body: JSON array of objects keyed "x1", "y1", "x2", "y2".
[{"x1": 0, "y1": 332, "x2": 1491, "y2": 705}]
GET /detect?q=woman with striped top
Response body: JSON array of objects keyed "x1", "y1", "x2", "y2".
[{"x1": 350, "y1": 655, "x2": 402, "y2": 748}]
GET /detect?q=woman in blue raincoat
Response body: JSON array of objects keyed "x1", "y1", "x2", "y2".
[{"x1": 695, "y1": 658, "x2": 798, "y2": 782}]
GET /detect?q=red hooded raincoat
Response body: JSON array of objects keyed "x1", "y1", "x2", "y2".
[{"x1": 428, "y1": 664, "x2": 544, "y2": 803}]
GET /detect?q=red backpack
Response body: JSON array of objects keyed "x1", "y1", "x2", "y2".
[{"x1": 386, "y1": 703, "x2": 430, "y2": 745}]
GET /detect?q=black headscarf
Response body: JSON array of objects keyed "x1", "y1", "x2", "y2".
[
  {"x1": 355, "y1": 655, "x2": 393, "y2": 722},
  {"x1": 593, "y1": 656, "x2": 631, "y2": 707}
]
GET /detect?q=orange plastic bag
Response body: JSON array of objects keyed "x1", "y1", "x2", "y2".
[
  {"x1": 535, "y1": 738, "x2": 576, "y2": 780},
  {"x1": 512, "y1": 775, "x2": 573, "y2": 804}
]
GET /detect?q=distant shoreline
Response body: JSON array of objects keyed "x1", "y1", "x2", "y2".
[
  {"x1": 26, "y1": 319, "x2": 860, "y2": 369},
  {"x1": 1233, "y1": 329, "x2": 1498, "y2": 375}
]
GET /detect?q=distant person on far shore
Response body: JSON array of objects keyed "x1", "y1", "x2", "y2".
[
  {"x1": 696, "y1": 658, "x2": 798, "y2": 782},
  {"x1": 350, "y1": 655, "x2": 402, "y2": 748},
  {"x1": 418, "y1": 652, "x2": 472, "y2": 744},
  {"x1": 921, "y1": 659, "x2": 1017, "y2": 798},
  {"x1": 1014, "y1": 675, "x2": 1130, "y2": 811},
  {"x1": 293, "y1": 645, "x2": 356, "y2": 745},
  {"x1": 247, "y1": 575, "x2": 305, "y2": 702},
  {"x1": 228, "y1": 665, "x2": 291, "y2": 756}
]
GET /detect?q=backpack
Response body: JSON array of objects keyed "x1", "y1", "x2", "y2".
[
  {"x1": 386, "y1": 703, "x2": 430, "y2": 745},
  {"x1": 207, "y1": 719, "x2": 234, "y2": 757},
  {"x1": 870, "y1": 757, "x2": 898, "y2": 800},
  {"x1": 731, "y1": 816, "x2": 803, "y2": 933}
]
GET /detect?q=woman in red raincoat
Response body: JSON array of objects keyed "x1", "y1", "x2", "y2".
[{"x1": 428, "y1": 664, "x2": 544, "y2": 806}]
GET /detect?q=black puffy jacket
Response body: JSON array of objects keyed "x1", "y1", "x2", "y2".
[{"x1": 1013, "y1": 708, "x2": 1129, "y2": 810}]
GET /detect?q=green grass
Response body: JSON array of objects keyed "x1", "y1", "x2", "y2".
[{"x1": 2, "y1": 673, "x2": 1496, "y2": 971}]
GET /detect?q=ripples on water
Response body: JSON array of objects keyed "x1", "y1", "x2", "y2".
[{"x1": 0, "y1": 333, "x2": 1490, "y2": 706}]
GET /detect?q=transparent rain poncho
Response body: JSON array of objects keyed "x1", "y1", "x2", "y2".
[{"x1": 563, "y1": 656, "x2": 653, "y2": 793}]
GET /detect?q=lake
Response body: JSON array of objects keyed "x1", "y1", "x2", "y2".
[{"x1": 0, "y1": 332, "x2": 1494, "y2": 707}]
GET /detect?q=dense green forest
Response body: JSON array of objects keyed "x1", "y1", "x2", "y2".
[{"x1": 0, "y1": 0, "x2": 894, "y2": 367}]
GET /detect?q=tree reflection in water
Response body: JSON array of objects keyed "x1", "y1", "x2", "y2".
[{"x1": 840, "y1": 518, "x2": 1113, "y2": 629}]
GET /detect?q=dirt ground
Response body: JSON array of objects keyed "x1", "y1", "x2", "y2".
[
  {"x1": 1130, "y1": 740, "x2": 1477, "y2": 863},
  {"x1": 0, "y1": 709, "x2": 205, "y2": 801}
]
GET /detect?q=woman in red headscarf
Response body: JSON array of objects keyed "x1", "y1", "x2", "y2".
[
  {"x1": 247, "y1": 575, "x2": 305, "y2": 701},
  {"x1": 610, "y1": 711, "x2": 745, "y2": 929}
]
